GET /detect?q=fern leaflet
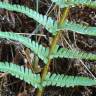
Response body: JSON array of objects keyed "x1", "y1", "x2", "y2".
[
  {"x1": 50, "y1": 45, "x2": 96, "y2": 60},
  {"x1": 0, "y1": 2, "x2": 57, "y2": 34},
  {"x1": 0, "y1": 62, "x2": 41, "y2": 88},
  {"x1": 51, "y1": 0, "x2": 96, "y2": 8},
  {"x1": 0, "y1": 32, "x2": 49, "y2": 64},
  {"x1": 58, "y1": 20, "x2": 96, "y2": 36},
  {"x1": 42, "y1": 72, "x2": 96, "y2": 87}
]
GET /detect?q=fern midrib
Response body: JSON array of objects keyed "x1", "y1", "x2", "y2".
[{"x1": 36, "y1": 7, "x2": 70, "y2": 96}]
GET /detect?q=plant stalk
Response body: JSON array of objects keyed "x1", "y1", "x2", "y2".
[{"x1": 36, "y1": 7, "x2": 69, "y2": 96}]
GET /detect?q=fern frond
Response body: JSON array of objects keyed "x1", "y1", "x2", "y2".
[
  {"x1": 51, "y1": 0, "x2": 96, "y2": 8},
  {"x1": 0, "y1": 62, "x2": 41, "y2": 88},
  {"x1": 50, "y1": 45, "x2": 96, "y2": 60},
  {"x1": 42, "y1": 72, "x2": 96, "y2": 87},
  {"x1": 0, "y1": 2, "x2": 57, "y2": 34},
  {"x1": 0, "y1": 32, "x2": 49, "y2": 64},
  {"x1": 58, "y1": 20, "x2": 96, "y2": 36}
]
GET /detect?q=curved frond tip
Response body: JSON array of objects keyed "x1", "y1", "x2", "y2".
[
  {"x1": 0, "y1": 62, "x2": 41, "y2": 88},
  {"x1": 42, "y1": 72, "x2": 96, "y2": 87},
  {"x1": 0, "y1": 32, "x2": 49, "y2": 64},
  {"x1": 51, "y1": 0, "x2": 96, "y2": 8},
  {"x1": 0, "y1": 2, "x2": 57, "y2": 34}
]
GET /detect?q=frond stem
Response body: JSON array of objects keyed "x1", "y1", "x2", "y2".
[{"x1": 36, "y1": 7, "x2": 69, "y2": 96}]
